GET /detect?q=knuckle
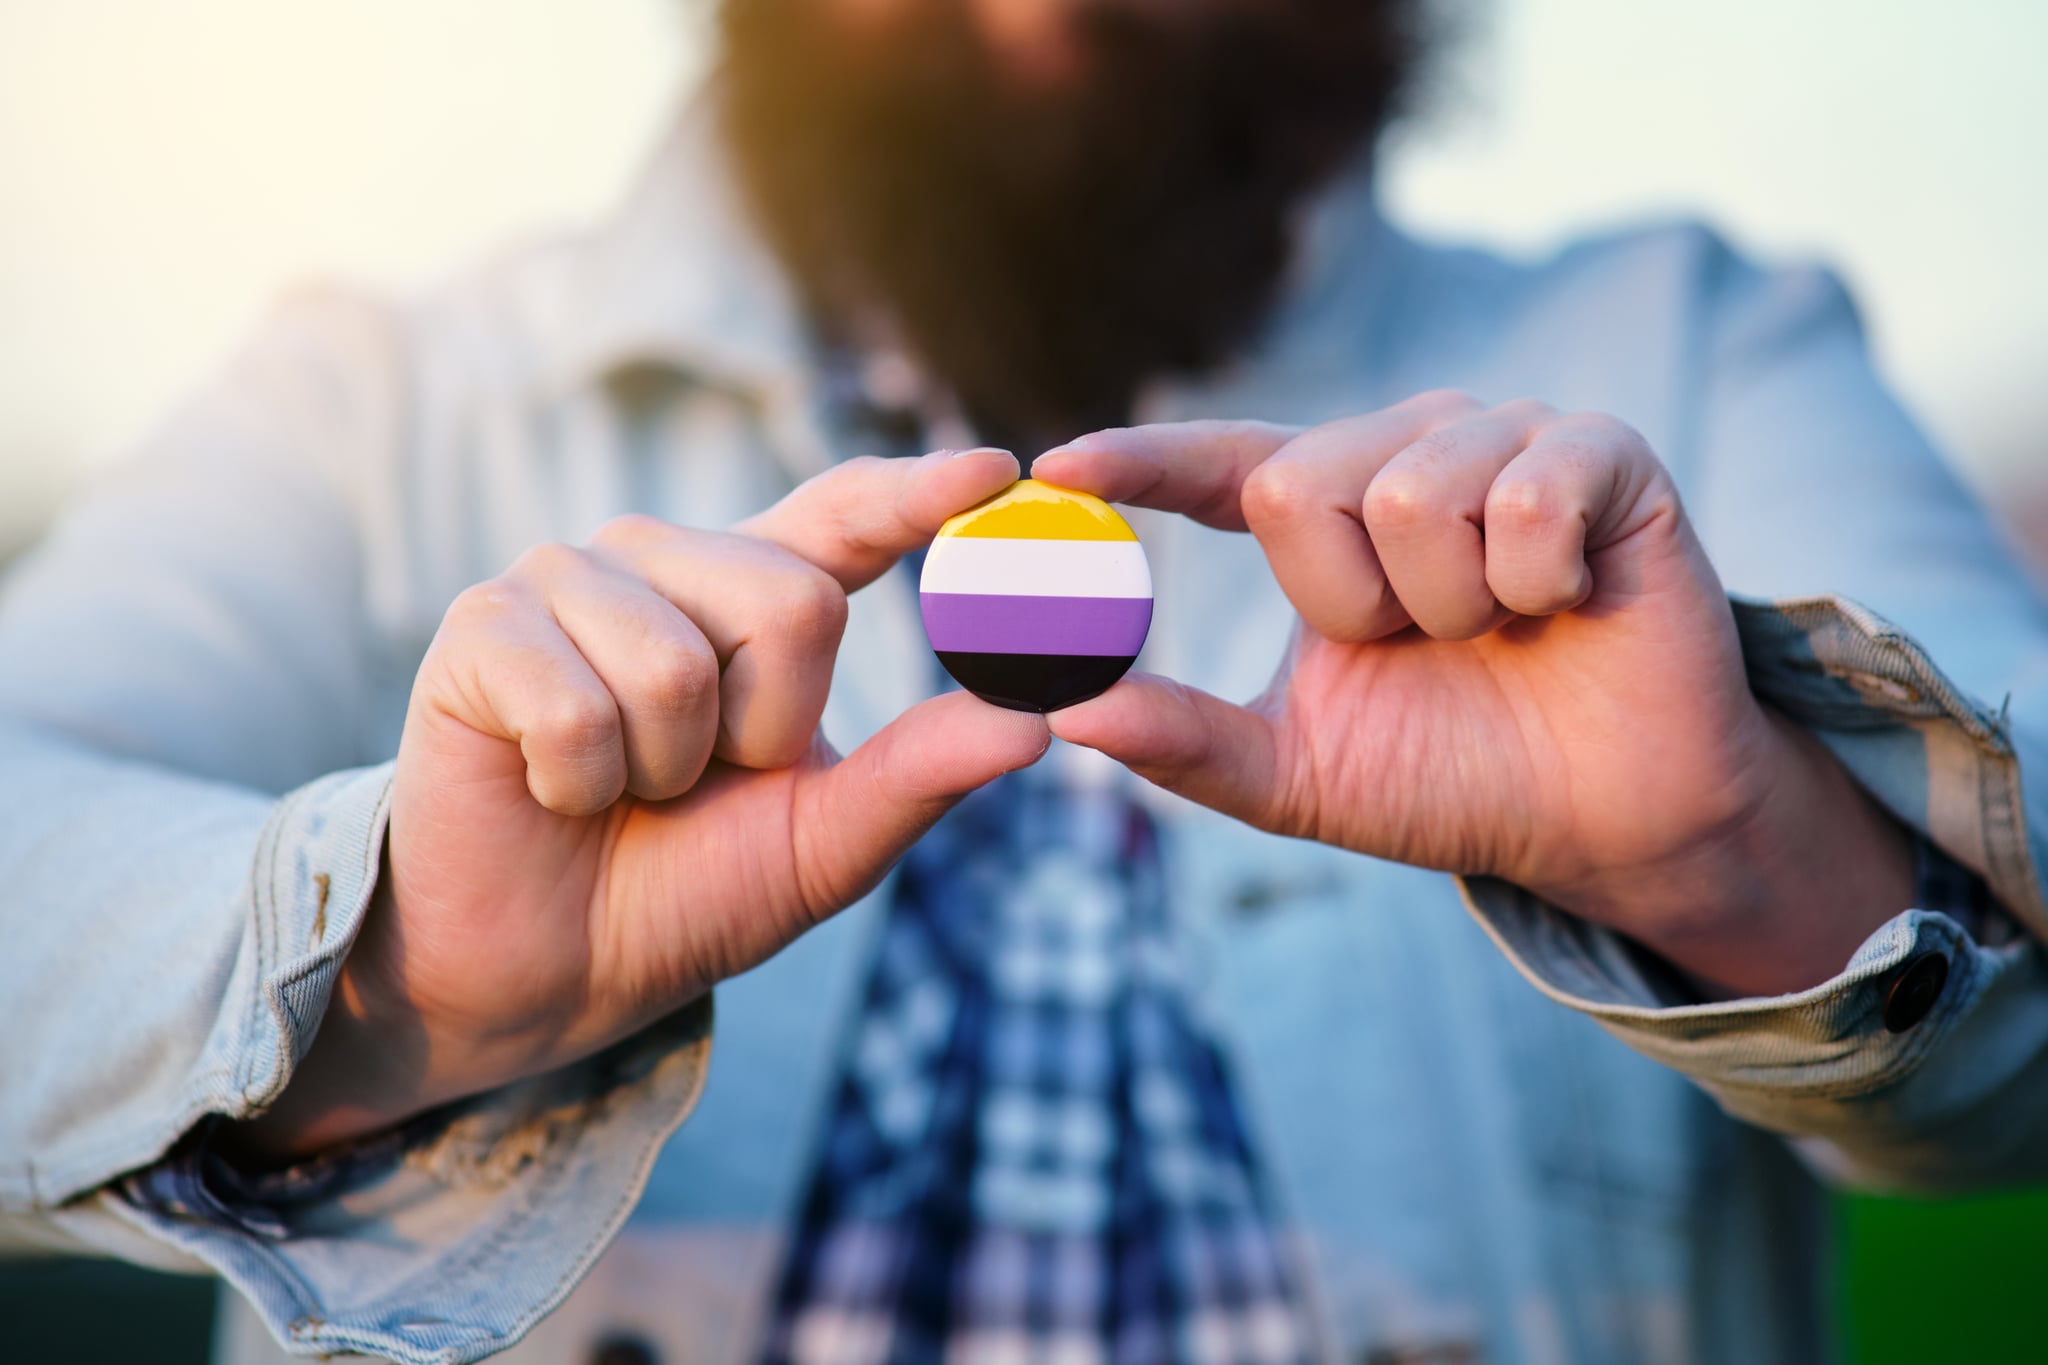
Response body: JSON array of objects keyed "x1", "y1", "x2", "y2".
[
  {"x1": 1561, "y1": 410, "x2": 1651, "y2": 458},
  {"x1": 1362, "y1": 468, "x2": 1435, "y2": 530},
  {"x1": 591, "y1": 512, "x2": 669, "y2": 551},
  {"x1": 1410, "y1": 387, "x2": 1483, "y2": 420},
  {"x1": 539, "y1": 690, "x2": 620, "y2": 755},
  {"x1": 445, "y1": 579, "x2": 524, "y2": 628},
  {"x1": 1486, "y1": 479, "x2": 1558, "y2": 530},
  {"x1": 777, "y1": 565, "x2": 850, "y2": 645},
  {"x1": 640, "y1": 635, "x2": 720, "y2": 715},
  {"x1": 510, "y1": 540, "x2": 587, "y2": 583},
  {"x1": 1240, "y1": 459, "x2": 1317, "y2": 529},
  {"x1": 1494, "y1": 396, "x2": 1557, "y2": 426}
]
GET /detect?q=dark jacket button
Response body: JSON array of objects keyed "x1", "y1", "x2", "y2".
[
  {"x1": 590, "y1": 1333, "x2": 660, "y2": 1365},
  {"x1": 1882, "y1": 951, "x2": 1950, "y2": 1033}
]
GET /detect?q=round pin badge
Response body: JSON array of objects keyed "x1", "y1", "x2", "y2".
[{"x1": 919, "y1": 479, "x2": 1153, "y2": 713}]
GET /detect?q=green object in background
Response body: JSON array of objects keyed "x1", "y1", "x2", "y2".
[{"x1": 1838, "y1": 1188, "x2": 2048, "y2": 1364}]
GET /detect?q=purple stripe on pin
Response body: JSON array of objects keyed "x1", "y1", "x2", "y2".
[{"x1": 919, "y1": 592, "x2": 1153, "y2": 657}]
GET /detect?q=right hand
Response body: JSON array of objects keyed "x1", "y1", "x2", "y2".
[{"x1": 237, "y1": 448, "x2": 1048, "y2": 1157}]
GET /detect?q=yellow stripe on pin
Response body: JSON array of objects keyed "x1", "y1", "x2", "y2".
[{"x1": 937, "y1": 478, "x2": 1140, "y2": 542}]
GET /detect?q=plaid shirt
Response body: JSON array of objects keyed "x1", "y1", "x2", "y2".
[{"x1": 759, "y1": 769, "x2": 1312, "y2": 1365}]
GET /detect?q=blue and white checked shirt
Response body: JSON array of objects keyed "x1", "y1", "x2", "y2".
[{"x1": 761, "y1": 767, "x2": 1309, "y2": 1365}]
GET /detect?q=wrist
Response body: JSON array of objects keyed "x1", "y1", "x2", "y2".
[
  {"x1": 227, "y1": 874, "x2": 592, "y2": 1162},
  {"x1": 1544, "y1": 706, "x2": 1915, "y2": 1000},
  {"x1": 224, "y1": 884, "x2": 423, "y2": 1162}
]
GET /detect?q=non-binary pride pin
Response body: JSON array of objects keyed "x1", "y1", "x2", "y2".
[{"x1": 919, "y1": 479, "x2": 1153, "y2": 713}]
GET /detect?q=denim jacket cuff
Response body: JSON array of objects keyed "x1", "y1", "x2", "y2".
[
  {"x1": 9, "y1": 760, "x2": 389, "y2": 1212},
  {"x1": 225, "y1": 761, "x2": 393, "y2": 1118},
  {"x1": 100, "y1": 760, "x2": 716, "y2": 1364},
  {"x1": 1459, "y1": 880, "x2": 1987, "y2": 1099},
  {"x1": 1462, "y1": 594, "x2": 2048, "y2": 1114},
  {"x1": 114, "y1": 1001, "x2": 712, "y2": 1365},
  {"x1": 1725, "y1": 593, "x2": 2046, "y2": 932}
]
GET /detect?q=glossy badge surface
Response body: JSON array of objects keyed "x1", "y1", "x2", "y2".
[{"x1": 919, "y1": 479, "x2": 1153, "y2": 713}]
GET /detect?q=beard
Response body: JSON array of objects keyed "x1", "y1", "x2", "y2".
[{"x1": 717, "y1": 0, "x2": 1424, "y2": 448}]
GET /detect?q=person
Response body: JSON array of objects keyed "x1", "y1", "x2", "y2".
[{"x1": 3, "y1": 0, "x2": 2045, "y2": 1361}]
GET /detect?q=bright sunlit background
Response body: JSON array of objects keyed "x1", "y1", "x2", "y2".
[{"x1": 3, "y1": 0, "x2": 2045, "y2": 562}]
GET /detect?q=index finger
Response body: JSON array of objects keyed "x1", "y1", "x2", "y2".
[
  {"x1": 1032, "y1": 392, "x2": 1486, "y2": 533},
  {"x1": 1030, "y1": 421, "x2": 1300, "y2": 532},
  {"x1": 735, "y1": 446, "x2": 1020, "y2": 591}
]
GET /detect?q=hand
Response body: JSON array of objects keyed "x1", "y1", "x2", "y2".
[
  {"x1": 1033, "y1": 393, "x2": 1912, "y2": 999},
  {"x1": 237, "y1": 448, "x2": 1049, "y2": 1157}
]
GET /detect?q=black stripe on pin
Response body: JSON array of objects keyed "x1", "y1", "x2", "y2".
[{"x1": 934, "y1": 651, "x2": 1140, "y2": 714}]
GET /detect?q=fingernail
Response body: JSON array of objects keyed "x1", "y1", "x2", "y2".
[{"x1": 950, "y1": 445, "x2": 1012, "y2": 459}]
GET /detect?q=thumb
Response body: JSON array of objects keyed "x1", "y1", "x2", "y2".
[
  {"x1": 1047, "y1": 673, "x2": 1290, "y2": 832},
  {"x1": 790, "y1": 690, "x2": 1051, "y2": 911}
]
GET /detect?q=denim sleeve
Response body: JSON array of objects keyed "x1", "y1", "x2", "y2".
[
  {"x1": 1462, "y1": 594, "x2": 2048, "y2": 1192},
  {"x1": 0, "y1": 290, "x2": 714, "y2": 1362},
  {"x1": 1462, "y1": 239, "x2": 2048, "y2": 1194},
  {"x1": 1, "y1": 736, "x2": 714, "y2": 1362}
]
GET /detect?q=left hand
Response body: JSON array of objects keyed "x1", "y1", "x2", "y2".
[{"x1": 1033, "y1": 391, "x2": 1912, "y2": 998}]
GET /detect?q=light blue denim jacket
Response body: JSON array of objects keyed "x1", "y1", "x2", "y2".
[{"x1": 4, "y1": 115, "x2": 2047, "y2": 1365}]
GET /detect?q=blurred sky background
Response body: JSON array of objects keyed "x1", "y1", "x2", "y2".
[{"x1": 2, "y1": 0, "x2": 2044, "y2": 561}]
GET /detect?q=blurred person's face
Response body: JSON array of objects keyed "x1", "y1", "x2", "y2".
[{"x1": 719, "y1": 0, "x2": 1422, "y2": 445}]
